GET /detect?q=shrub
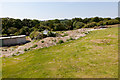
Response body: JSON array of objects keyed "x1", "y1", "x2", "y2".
[
  {"x1": 52, "y1": 39, "x2": 56, "y2": 42},
  {"x1": 30, "y1": 31, "x2": 45, "y2": 40},
  {"x1": 62, "y1": 33, "x2": 68, "y2": 37},
  {"x1": 47, "y1": 31, "x2": 56, "y2": 37},
  {"x1": 16, "y1": 52, "x2": 20, "y2": 54},
  {"x1": 24, "y1": 48, "x2": 28, "y2": 51},
  {"x1": 28, "y1": 48, "x2": 31, "y2": 51},
  {"x1": 12, "y1": 54, "x2": 16, "y2": 57},
  {"x1": 41, "y1": 40, "x2": 44, "y2": 43},
  {"x1": 31, "y1": 44, "x2": 38, "y2": 48},
  {"x1": 69, "y1": 37, "x2": 74, "y2": 40},
  {"x1": 75, "y1": 22, "x2": 85, "y2": 29},
  {"x1": 66, "y1": 39, "x2": 69, "y2": 41},
  {"x1": 54, "y1": 39, "x2": 56, "y2": 42},
  {"x1": 84, "y1": 22, "x2": 97, "y2": 28},
  {"x1": 57, "y1": 40, "x2": 64, "y2": 44}
]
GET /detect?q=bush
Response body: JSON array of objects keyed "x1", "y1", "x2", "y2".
[
  {"x1": 57, "y1": 40, "x2": 64, "y2": 44},
  {"x1": 31, "y1": 44, "x2": 38, "y2": 48},
  {"x1": 12, "y1": 54, "x2": 16, "y2": 56},
  {"x1": 28, "y1": 48, "x2": 31, "y2": 51},
  {"x1": 47, "y1": 31, "x2": 56, "y2": 37},
  {"x1": 66, "y1": 39, "x2": 69, "y2": 41},
  {"x1": 24, "y1": 48, "x2": 28, "y2": 51},
  {"x1": 62, "y1": 33, "x2": 68, "y2": 37},
  {"x1": 84, "y1": 22, "x2": 97, "y2": 28},
  {"x1": 52, "y1": 39, "x2": 56, "y2": 42},
  {"x1": 107, "y1": 20, "x2": 119, "y2": 25},
  {"x1": 69, "y1": 37, "x2": 74, "y2": 40},
  {"x1": 16, "y1": 52, "x2": 20, "y2": 54},
  {"x1": 30, "y1": 31, "x2": 45, "y2": 40},
  {"x1": 41, "y1": 40, "x2": 44, "y2": 43},
  {"x1": 76, "y1": 22, "x2": 85, "y2": 29}
]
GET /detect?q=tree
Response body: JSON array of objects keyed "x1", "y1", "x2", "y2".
[
  {"x1": 104, "y1": 18, "x2": 111, "y2": 21},
  {"x1": 19, "y1": 26, "x2": 30, "y2": 35},
  {"x1": 72, "y1": 18, "x2": 83, "y2": 23},
  {"x1": 8, "y1": 27, "x2": 18, "y2": 35},
  {"x1": 73, "y1": 21, "x2": 84, "y2": 29},
  {"x1": 83, "y1": 18, "x2": 91, "y2": 24},
  {"x1": 115, "y1": 17, "x2": 120, "y2": 21},
  {"x1": 53, "y1": 23, "x2": 66, "y2": 31},
  {"x1": 90, "y1": 17, "x2": 101, "y2": 22},
  {"x1": 84, "y1": 22, "x2": 97, "y2": 28}
]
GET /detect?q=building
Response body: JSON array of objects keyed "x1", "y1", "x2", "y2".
[{"x1": 0, "y1": 35, "x2": 26, "y2": 47}]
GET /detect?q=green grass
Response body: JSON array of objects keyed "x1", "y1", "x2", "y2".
[{"x1": 2, "y1": 27, "x2": 118, "y2": 78}]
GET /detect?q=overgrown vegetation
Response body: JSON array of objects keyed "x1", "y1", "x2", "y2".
[
  {"x1": 24, "y1": 48, "x2": 28, "y2": 51},
  {"x1": 57, "y1": 40, "x2": 64, "y2": 44},
  {"x1": 41, "y1": 41, "x2": 44, "y2": 43},
  {"x1": 2, "y1": 17, "x2": 120, "y2": 36},
  {"x1": 62, "y1": 33, "x2": 68, "y2": 37},
  {"x1": 31, "y1": 44, "x2": 38, "y2": 48}
]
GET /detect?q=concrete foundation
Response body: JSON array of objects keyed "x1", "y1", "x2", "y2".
[{"x1": 0, "y1": 35, "x2": 26, "y2": 47}]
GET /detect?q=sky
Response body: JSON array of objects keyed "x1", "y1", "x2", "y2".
[{"x1": 0, "y1": 1, "x2": 119, "y2": 20}]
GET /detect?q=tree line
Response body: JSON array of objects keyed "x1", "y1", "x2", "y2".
[{"x1": 1, "y1": 17, "x2": 120, "y2": 36}]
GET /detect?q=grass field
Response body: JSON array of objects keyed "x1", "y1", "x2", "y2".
[{"x1": 2, "y1": 26, "x2": 118, "y2": 78}]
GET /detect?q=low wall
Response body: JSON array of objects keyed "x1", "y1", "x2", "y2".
[{"x1": 0, "y1": 35, "x2": 26, "y2": 47}]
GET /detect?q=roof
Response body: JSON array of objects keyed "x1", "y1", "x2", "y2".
[{"x1": 0, "y1": 35, "x2": 26, "y2": 39}]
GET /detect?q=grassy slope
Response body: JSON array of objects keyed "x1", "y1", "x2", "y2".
[{"x1": 2, "y1": 27, "x2": 118, "y2": 78}]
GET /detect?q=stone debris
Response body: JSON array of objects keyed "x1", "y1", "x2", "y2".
[{"x1": 0, "y1": 28, "x2": 106, "y2": 57}]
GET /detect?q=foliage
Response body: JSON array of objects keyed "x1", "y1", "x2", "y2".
[
  {"x1": 41, "y1": 41, "x2": 44, "y2": 43},
  {"x1": 31, "y1": 44, "x2": 38, "y2": 48},
  {"x1": 57, "y1": 40, "x2": 64, "y2": 44},
  {"x1": 84, "y1": 22, "x2": 97, "y2": 28},
  {"x1": 30, "y1": 31, "x2": 45, "y2": 40},
  {"x1": 2, "y1": 26, "x2": 118, "y2": 78},
  {"x1": 74, "y1": 22, "x2": 85, "y2": 29},
  {"x1": 47, "y1": 31, "x2": 56, "y2": 37},
  {"x1": 69, "y1": 37, "x2": 74, "y2": 40},
  {"x1": 62, "y1": 33, "x2": 68, "y2": 37},
  {"x1": 1, "y1": 17, "x2": 120, "y2": 36},
  {"x1": 24, "y1": 48, "x2": 28, "y2": 51}
]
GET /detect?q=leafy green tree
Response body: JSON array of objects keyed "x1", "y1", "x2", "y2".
[
  {"x1": 53, "y1": 23, "x2": 66, "y2": 31},
  {"x1": 19, "y1": 26, "x2": 30, "y2": 35},
  {"x1": 90, "y1": 17, "x2": 101, "y2": 22},
  {"x1": 84, "y1": 22, "x2": 97, "y2": 28},
  {"x1": 73, "y1": 21, "x2": 84, "y2": 29},
  {"x1": 8, "y1": 27, "x2": 18, "y2": 35},
  {"x1": 104, "y1": 18, "x2": 111, "y2": 21},
  {"x1": 83, "y1": 18, "x2": 91, "y2": 23},
  {"x1": 115, "y1": 17, "x2": 120, "y2": 21}
]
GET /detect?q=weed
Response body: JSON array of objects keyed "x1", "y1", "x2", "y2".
[
  {"x1": 24, "y1": 48, "x2": 28, "y2": 51},
  {"x1": 62, "y1": 33, "x2": 68, "y2": 37},
  {"x1": 41, "y1": 40, "x2": 44, "y2": 43},
  {"x1": 57, "y1": 40, "x2": 64, "y2": 44},
  {"x1": 69, "y1": 37, "x2": 74, "y2": 40},
  {"x1": 12, "y1": 54, "x2": 16, "y2": 57},
  {"x1": 31, "y1": 44, "x2": 38, "y2": 48},
  {"x1": 16, "y1": 52, "x2": 20, "y2": 54}
]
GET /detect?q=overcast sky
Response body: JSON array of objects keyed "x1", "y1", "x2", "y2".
[{"x1": 0, "y1": 0, "x2": 119, "y2": 20}]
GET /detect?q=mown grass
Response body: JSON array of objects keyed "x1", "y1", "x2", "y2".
[{"x1": 2, "y1": 26, "x2": 118, "y2": 78}]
